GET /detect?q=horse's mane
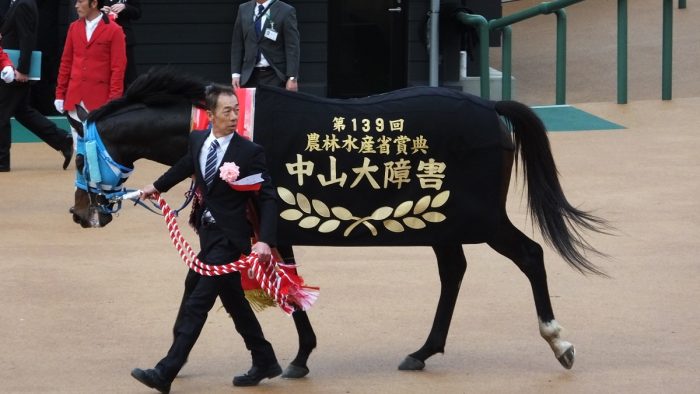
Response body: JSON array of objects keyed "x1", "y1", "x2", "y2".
[{"x1": 88, "y1": 67, "x2": 207, "y2": 123}]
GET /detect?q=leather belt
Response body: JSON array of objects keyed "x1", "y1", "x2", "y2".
[{"x1": 254, "y1": 66, "x2": 273, "y2": 72}]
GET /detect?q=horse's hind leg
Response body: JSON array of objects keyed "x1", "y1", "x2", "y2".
[
  {"x1": 487, "y1": 220, "x2": 575, "y2": 369},
  {"x1": 399, "y1": 244, "x2": 466, "y2": 371},
  {"x1": 276, "y1": 245, "x2": 317, "y2": 378}
]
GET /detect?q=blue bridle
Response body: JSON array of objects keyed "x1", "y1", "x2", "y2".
[
  {"x1": 74, "y1": 121, "x2": 195, "y2": 217},
  {"x1": 75, "y1": 122, "x2": 134, "y2": 213}
]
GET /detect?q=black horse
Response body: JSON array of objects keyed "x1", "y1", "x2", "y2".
[{"x1": 68, "y1": 68, "x2": 607, "y2": 374}]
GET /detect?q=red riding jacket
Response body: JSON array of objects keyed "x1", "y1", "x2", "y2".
[
  {"x1": 0, "y1": 46, "x2": 13, "y2": 68},
  {"x1": 56, "y1": 15, "x2": 127, "y2": 112}
]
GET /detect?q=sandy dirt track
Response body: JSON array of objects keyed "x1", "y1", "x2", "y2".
[
  {"x1": 2, "y1": 100, "x2": 698, "y2": 394},
  {"x1": 1, "y1": 1, "x2": 698, "y2": 393}
]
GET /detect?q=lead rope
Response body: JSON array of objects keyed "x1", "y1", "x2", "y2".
[{"x1": 154, "y1": 192, "x2": 319, "y2": 315}]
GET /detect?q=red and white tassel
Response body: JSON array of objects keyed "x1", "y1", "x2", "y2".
[{"x1": 155, "y1": 193, "x2": 318, "y2": 315}]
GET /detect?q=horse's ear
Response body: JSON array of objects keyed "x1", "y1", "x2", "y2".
[
  {"x1": 66, "y1": 113, "x2": 84, "y2": 138},
  {"x1": 76, "y1": 104, "x2": 89, "y2": 123}
]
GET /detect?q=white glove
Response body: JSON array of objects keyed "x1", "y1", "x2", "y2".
[
  {"x1": 54, "y1": 99, "x2": 65, "y2": 114},
  {"x1": 1, "y1": 66, "x2": 14, "y2": 83}
]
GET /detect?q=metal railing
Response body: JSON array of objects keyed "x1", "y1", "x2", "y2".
[
  {"x1": 455, "y1": 0, "x2": 684, "y2": 104},
  {"x1": 456, "y1": 0, "x2": 584, "y2": 103}
]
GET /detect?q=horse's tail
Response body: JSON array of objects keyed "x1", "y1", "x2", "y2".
[{"x1": 495, "y1": 100, "x2": 609, "y2": 276}]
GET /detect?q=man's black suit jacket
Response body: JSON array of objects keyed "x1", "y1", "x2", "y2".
[
  {"x1": 153, "y1": 130, "x2": 278, "y2": 257},
  {"x1": 0, "y1": 0, "x2": 38, "y2": 75}
]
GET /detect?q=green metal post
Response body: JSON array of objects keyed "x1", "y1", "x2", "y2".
[
  {"x1": 618, "y1": 0, "x2": 628, "y2": 104},
  {"x1": 458, "y1": 0, "x2": 588, "y2": 102},
  {"x1": 662, "y1": 0, "x2": 673, "y2": 100},
  {"x1": 478, "y1": 23, "x2": 490, "y2": 99},
  {"x1": 455, "y1": 13, "x2": 490, "y2": 99},
  {"x1": 554, "y1": 10, "x2": 567, "y2": 104},
  {"x1": 502, "y1": 26, "x2": 513, "y2": 100}
]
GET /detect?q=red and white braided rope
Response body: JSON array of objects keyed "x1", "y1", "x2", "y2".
[{"x1": 155, "y1": 193, "x2": 309, "y2": 315}]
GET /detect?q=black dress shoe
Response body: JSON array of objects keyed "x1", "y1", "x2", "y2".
[
  {"x1": 0, "y1": 166, "x2": 9, "y2": 173},
  {"x1": 131, "y1": 368, "x2": 171, "y2": 393},
  {"x1": 233, "y1": 363, "x2": 283, "y2": 387},
  {"x1": 61, "y1": 143, "x2": 73, "y2": 170}
]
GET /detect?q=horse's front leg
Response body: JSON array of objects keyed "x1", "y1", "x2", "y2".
[
  {"x1": 276, "y1": 245, "x2": 317, "y2": 379},
  {"x1": 399, "y1": 244, "x2": 466, "y2": 371}
]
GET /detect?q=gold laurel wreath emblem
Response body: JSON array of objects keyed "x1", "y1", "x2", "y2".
[{"x1": 277, "y1": 187, "x2": 450, "y2": 236}]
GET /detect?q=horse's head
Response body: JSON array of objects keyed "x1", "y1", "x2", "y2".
[
  {"x1": 71, "y1": 187, "x2": 115, "y2": 228},
  {"x1": 66, "y1": 67, "x2": 206, "y2": 228},
  {"x1": 67, "y1": 106, "x2": 126, "y2": 228}
]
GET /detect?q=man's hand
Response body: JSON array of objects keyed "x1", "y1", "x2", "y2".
[
  {"x1": 101, "y1": 4, "x2": 125, "y2": 14},
  {"x1": 139, "y1": 184, "x2": 159, "y2": 200},
  {"x1": 251, "y1": 241, "x2": 272, "y2": 262},
  {"x1": 232, "y1": 76, "x2": 241, "y2": 91},
  {"x1": 14, "y1": 71, "x2": 28, "y2": 83},
  {"x1": 286, "y1": 78, "x2": 298, "y2": 92},
  {"x1": 110, "y1": 3, "x2": 126, "y2": 13}
]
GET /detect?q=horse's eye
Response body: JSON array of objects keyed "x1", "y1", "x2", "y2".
[
  {"x1": 76, "y1": 154, "x2": 85, "y2": 172},
  {"x1": 96, "y1": 194, "x2": 109, "y2": 205}
]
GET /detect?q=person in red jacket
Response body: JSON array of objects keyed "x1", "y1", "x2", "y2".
[
  {"x1": 0, "y1": 45, "x2": 14, "y2": 83},
  {"x1": 55, "y1": 0, "x2": 126, "y2": 123}
]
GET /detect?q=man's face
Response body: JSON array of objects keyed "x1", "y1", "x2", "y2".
[
  {"x1": 75, "y1": 0, "x2": 97, "y2": 19},
  {"x1": 208, "y1": 93, "x2": 239, "y2": 136}
]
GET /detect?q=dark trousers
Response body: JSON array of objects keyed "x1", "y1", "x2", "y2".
[
  {"x1": 124, "y1": 45, "x2": 138, "y2": 89},
  {"x1": 0, "y1": 82, "x2": 71, "y2": 168},
  {"x1": 158, "y1": 223, "x2": 276, "y2": 381},
  {"x1": 243, "y1": 67, "x2": 285, "y2": 89}
]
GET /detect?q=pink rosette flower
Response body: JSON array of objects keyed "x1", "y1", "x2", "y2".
[{"x1": 219, "y1": 162, "x2": 240, "y2": 184}]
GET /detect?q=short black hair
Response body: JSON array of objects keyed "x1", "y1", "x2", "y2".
[{"x1": 204, "y1": 84, "x2": 235, "y2": 111}]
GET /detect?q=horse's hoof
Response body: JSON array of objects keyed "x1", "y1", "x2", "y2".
[
  {"x1": 398, "y1": 356, "x2": 425, "y2": 371},
  {"x1": 282, "y1": 364, "x2": 309, "y2": 379},
  {"x1": 557, "y1": 345, "x2": 575, "y2": 369}
]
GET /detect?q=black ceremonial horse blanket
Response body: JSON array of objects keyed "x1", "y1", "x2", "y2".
[{"x1": 253, "y1": 86, "x2": 510, "y2": 246}]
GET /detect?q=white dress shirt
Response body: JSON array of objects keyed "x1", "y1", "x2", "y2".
[
  {"x1": 253, "y1": 0, "x2": 272, "y2": 68},
  {"x1": 199, "y1": 131, "x2": 234, "y2": 180},
  {"x1": 85, "y1": 14, "x2": 102, "y2": 41}
]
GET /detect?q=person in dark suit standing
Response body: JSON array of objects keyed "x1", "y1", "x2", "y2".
[
  {"x1": 230, "y1": 3, "x2": 316, "y2": 379},
  {"x1": 0, "y1": 0, "x2": 72, "y2": 172},
  {"x1": 231, "y1": 0, "x2": 299, "y2": 91},
  {"x1": 131, "y1": 84, "x2": 282, "y2": 393},
  {"x1": 101, "y1": 0, "x2": 140, "y2": 88}
]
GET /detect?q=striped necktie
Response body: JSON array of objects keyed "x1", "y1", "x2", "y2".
[
  {"x1": 255, "y1": 4, "x2": 265, "y2": 37},
  {"x1": 203, "y1": 139, "x2": 220, "y2": 187}
]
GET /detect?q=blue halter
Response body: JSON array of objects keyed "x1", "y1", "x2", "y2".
[{"x1": 75, "y1": 122, "x2": 134, "y2": 212}]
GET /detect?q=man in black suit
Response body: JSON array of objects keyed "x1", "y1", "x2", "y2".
[
  {"x1": 231, "y1": 0, "x2": 300, "y2": 91},
  {"x1": 131, "y1": 84, "x2": 282, "y2": 393},
  {"x1": 101, "y1": 0, "x2": 140, "y2": 88},
  {"x1": 0, "y1": 0, "x2": 72, "y2": 172},
  {"x1": 230, "y1": 4, "x2": 316, "y2": 378}
]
